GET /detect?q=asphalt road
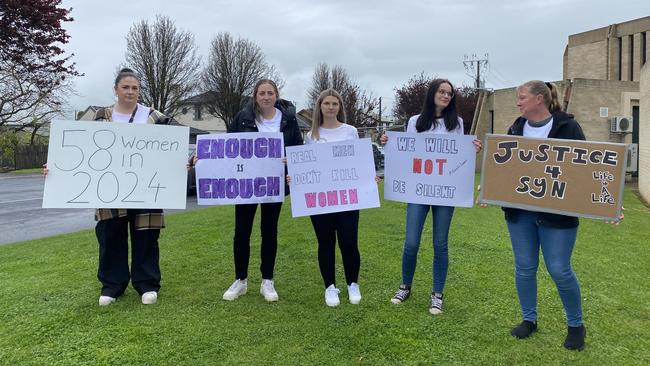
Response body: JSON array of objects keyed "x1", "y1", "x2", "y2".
[{"x1": 0, "y1": 173, "x2": 202, "y2": 245}]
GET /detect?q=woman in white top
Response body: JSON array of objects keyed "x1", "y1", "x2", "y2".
[
  {"x1": 382, "y1": 79, "x2": 480, "y2": 314},
  {"x1": 305, "y1": 89, "x2": 363, "y2": 307}
]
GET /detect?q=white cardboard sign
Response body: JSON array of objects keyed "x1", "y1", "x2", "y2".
[
  {"x1": 43, "y1": 120, "x2": 189, "y2": 209},
  {"x1": 286, "y1": 138, "x2": 380, "y2": 217},
  {"x1": 383, "y1": 132, "x2": 476, "y2": 207},
  {"x1": 195, "y1": 132, "x2": 285, "y2": 205}
]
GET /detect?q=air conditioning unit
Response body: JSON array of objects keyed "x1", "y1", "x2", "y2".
[
  {"x1": 626, "y1": 143, "x2": 638, "y2": 173},
  {"x1": 611, "y1": 116, "x2": 633, "y2": 133}
]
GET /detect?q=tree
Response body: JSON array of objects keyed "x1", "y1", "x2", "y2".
[
  {"x1": 306, "y1": 63, "x2": 380, "y2": 128},
  {"x1": 0, "y1": 0, "x2": 79, "y2": 131},
  {"x1": 392, "y1": 72, "x2": 432, "y2": 125},
  {"x1": 393, "y1": 73, "x2": 478, "y2": 132},
  {"x1": 201, "y1": 32, "x2": 282, "y2": 126},
  {"x1": 124, "y1": 15, "x2": 201, "y2": 116}
]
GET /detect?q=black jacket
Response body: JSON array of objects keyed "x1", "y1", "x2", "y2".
[
  {"x1": 502, "y1": 111, "x2": 586, "y2": 228},
  {"x1": 229, "y1": 99, "x2": 304, "y2": 195}
]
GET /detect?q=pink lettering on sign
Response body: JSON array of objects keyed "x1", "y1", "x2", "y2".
[{"x1": 304, "y1": 189, "x2": 359, "y2": 208}]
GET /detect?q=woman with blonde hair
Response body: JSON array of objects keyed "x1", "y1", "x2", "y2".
[{"x1": 305, "y1": 89, "x2": 363, "y2": 307}]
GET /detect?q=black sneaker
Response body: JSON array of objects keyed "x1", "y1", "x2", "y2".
[
  {"x1": 564, "y1": 325, "x2": 586, "y2": 351},
  {"x1": 390, "y1": 285, "x2": 411, "y2": 304},
  {"x1": 511, "y1": 320, "x2": 538, "y2": 339},
  {"x1": 429, "y1": 293, "x2": 443, "y2": 315}
]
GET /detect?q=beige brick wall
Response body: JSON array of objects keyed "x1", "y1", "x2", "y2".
[
  {"x1": 639, "y1": 64, "x2": 650, "y2": 202},
  {"x1": 566, "y1": 40, "x2": 608, "y2": 80},
  {"x1": 566, "y1": 79, "x2": 638, "y2": 143},
  {"x1": 633, "y1": 33, "x2": 642, "y2": 81},
  {"x1": 621, "y1": 36, "x2": 632, "y2": 81}
]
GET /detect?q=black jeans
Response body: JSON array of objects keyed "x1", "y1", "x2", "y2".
[
  {"x1": 233, "y1": 202, "x2": 283, "y2": 280},
  {"x1": 95, "y1": 212, "x2": 161, "y2": 298},
  {"x1": 310, "y1": 210, "x2": 360, "y2": 288}
]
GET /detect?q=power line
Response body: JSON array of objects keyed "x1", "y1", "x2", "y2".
[{"x1": 463, "y1": 53, "x2": 489, "y2": 89}]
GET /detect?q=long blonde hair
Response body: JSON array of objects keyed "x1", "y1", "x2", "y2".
[{"x1": 310, "y1": 88, "x2": 346, "y2": 141}]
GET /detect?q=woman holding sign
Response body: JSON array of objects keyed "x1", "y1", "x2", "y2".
[
  {"x1": 222, "y1": 79, "x2": 303, "y2": 302},
  {"x1": 91, "y1": 68, "x2": 170, "y2": 306},
  {"x1": 381, "y1": 79, "x2": 480, "y2": 315},
  {"x1": 303, "y1": 88, "x2": 364, "y2": 307},
  {"x1": 502, "y1": 80, "x2": 589, "y2": 350}
]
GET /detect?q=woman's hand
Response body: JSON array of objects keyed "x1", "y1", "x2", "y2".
[
  {"x1": 374, "y1": 175, "x2": 381, "y2": 183},
  {"x1": 379, "y1": 133, "x2": 388, "y2": 145},
  {"x1": 42, "y1": 163, "x2": 49, "y2": 177},
  {"x1": 286, "y1": 175, "x2": 292, "y2": 185},
  {"x1": 605, "y1": 206, "x2": 625, "y2": 225},
  {"x1": 472, "y1": 139, "x2": 482, "y2": 153},
  {"x1": 282, "y1": 157, "x2": 287, "y2": 165}
]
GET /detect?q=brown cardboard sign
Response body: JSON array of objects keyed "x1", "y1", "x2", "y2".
[{"x1": 479, "y1": 134, "x2": 626, "y2": 221}]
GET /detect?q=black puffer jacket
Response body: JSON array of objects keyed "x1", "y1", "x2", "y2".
[
  {"x1": 229, "y1": 99, "x2": 303, "y2": 195},
  {"x1": 502, "y1": 110, "x2": 586, "y2": 228}
]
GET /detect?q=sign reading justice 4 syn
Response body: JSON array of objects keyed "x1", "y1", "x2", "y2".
[
  {"x1": 43, "y1": 120, "x2": 189, "y2": 209},
  {"x1": 383, "y1": 132, "x2": 477, "y2": 207},
  {"x1": 479, "y1": 134, "x2": 627, "y2": 221}
]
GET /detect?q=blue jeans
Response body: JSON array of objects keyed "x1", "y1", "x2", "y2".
[
  {"x1": 506, "y1": 211, "x2": 583, "y2": 327},
  {"x1": 401, "y1": 203, "x2": 455, "y2": 293}
]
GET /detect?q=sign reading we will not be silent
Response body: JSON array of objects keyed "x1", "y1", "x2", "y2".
[
  {"x1": 383, "y1": 132, "x2": 477, "y2": 208},
  {"x1": 195, "y1": 132, "x2": 285, "y2": 205},
  {"x1": 43, "y1": 120, "x2": 189, "y2": 209},
  {"x1": 286, "y1": 138, "x2": 380, "y2": 217},
  {"x1": 479, "y1": 134, "x2": 627, "y2": 221}
]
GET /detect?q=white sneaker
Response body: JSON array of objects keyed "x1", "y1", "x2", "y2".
[
  {"x1": 141, "y1": 291, "x2": 158, "y2": 305},
  {"x1": 348, "y1": 282, "x2": 361, "y2": 304},
  {"x1": 260, "y1": 279, "x2": 279, "y2": 302},
  {"x1": 325, "y1": 284, "x2": 340, "y2": 307},
  {"x1": 223, "y1": 279, "x2": 247, "y2": 301},
  {"x1": 98, "y1": 295, "x2": 115, "y2": 306}
]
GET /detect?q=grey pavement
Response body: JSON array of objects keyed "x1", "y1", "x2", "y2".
[{"x1": 0, "y1": 173, "x2": 203, "y2": 245}]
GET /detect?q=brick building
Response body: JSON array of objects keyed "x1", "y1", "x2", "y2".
[{"x1": 472, "y1": 16, "x2": 650, "y2": 203}]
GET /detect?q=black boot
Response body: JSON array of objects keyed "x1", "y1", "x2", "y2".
[
  {"x1": 564, "y1": 325, "x2": 586, "y2": 351},
  {"x1": 511, "y1": 320, "x2": 537, "y2": 339}
]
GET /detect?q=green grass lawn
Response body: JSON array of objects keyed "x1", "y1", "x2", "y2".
[{"x1": 1, "y1": 182, "x2": 649, "y2": 365}]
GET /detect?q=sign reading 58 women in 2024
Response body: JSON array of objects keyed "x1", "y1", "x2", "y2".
[
  {"x1": 383, "y1": 132, "x2": 477, "y2": 207},
  {"x1": 43, "y1": 120, "x2": 189, "y2": 209}
]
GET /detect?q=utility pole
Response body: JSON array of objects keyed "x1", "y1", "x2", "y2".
[
  {"x1": 463, "y1": 53, "x2": 489, "y2": 89},
  {"x1": 378, "y1": 97, "x2": 382, "y2": 127}
]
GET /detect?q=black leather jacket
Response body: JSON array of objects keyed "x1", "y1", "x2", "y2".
[
  {"x1": 502, "y1": 111, "x2": 586, "y2": 228},
  {"x1": 229, "y1": 99, "x2": 303, "y2": 195}
]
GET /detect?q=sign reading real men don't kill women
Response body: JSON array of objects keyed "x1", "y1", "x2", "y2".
[
  {"x1": 286, "y1": 138, "x2": 380, "y2": 217},
  {"x1": 195, "y1": 132, "x2": 285, "y2": 205},
  {"x1": 383, "y1": 132, "x2": 477, "y2": 207},
  {"x1": 43, "y1": 120, "x2": 189, "y2": 209}
]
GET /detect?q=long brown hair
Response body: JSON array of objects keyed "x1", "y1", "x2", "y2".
[
  {"x1": 310, "y1": 88, "x2": 346, "y2": 141},
  {"x1": 253, "y1": 79, "x2": 280, "y2": 121}
]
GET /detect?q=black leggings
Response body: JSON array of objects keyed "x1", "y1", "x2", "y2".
[
  {"x1": 233, "y1": 202, "x2": 283, "y2": 280},
  {"x1": 310, "y1": 210, "x2": 360, "y2": 288}
]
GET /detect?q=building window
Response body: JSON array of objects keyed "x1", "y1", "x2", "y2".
[
  {"x1": 629, "y1": 35, "x2": 634, "y2": 81},
  {"x1": 618, "y1": 37, "x2": 622, "y2": 81},
  {"x1": 643, "y1": 32, "x2": 647, "y2": 66},
  {"x1": 193, "y1": 105, "x2": 202, "y2": 120}
]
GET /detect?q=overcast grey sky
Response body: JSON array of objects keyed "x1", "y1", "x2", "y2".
[{"x1": 62, "y1": 0, "x2": 648, "y2": 117}]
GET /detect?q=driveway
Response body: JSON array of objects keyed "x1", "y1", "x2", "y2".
[{"x1": 0, "y1": 173, "x2": 203, "y2": 245}]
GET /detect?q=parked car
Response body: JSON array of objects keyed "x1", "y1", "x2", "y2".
[
  {"x1": 187, "y1": 145, "x2": 196, "y2": 196},
  {"x1": 372, "y1": 142, "x2": 384, "y2": 170}
]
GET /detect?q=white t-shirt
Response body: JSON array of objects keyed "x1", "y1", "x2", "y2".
[
  {"x1": 523, "y1": 118, "x2": 553, "y2": 138},
  {"x1": 305, "y1": 123, "x2": 359, "y2": 144},
  {"x1": 111, "y1": 103, "x2": 150, "y2": 124},
  {"x1": 406, "y1": 114, "x2": 464, "y2": 135},
  {"x1": 255, "y1": 108, "x2": 282, "y2": 132}
]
